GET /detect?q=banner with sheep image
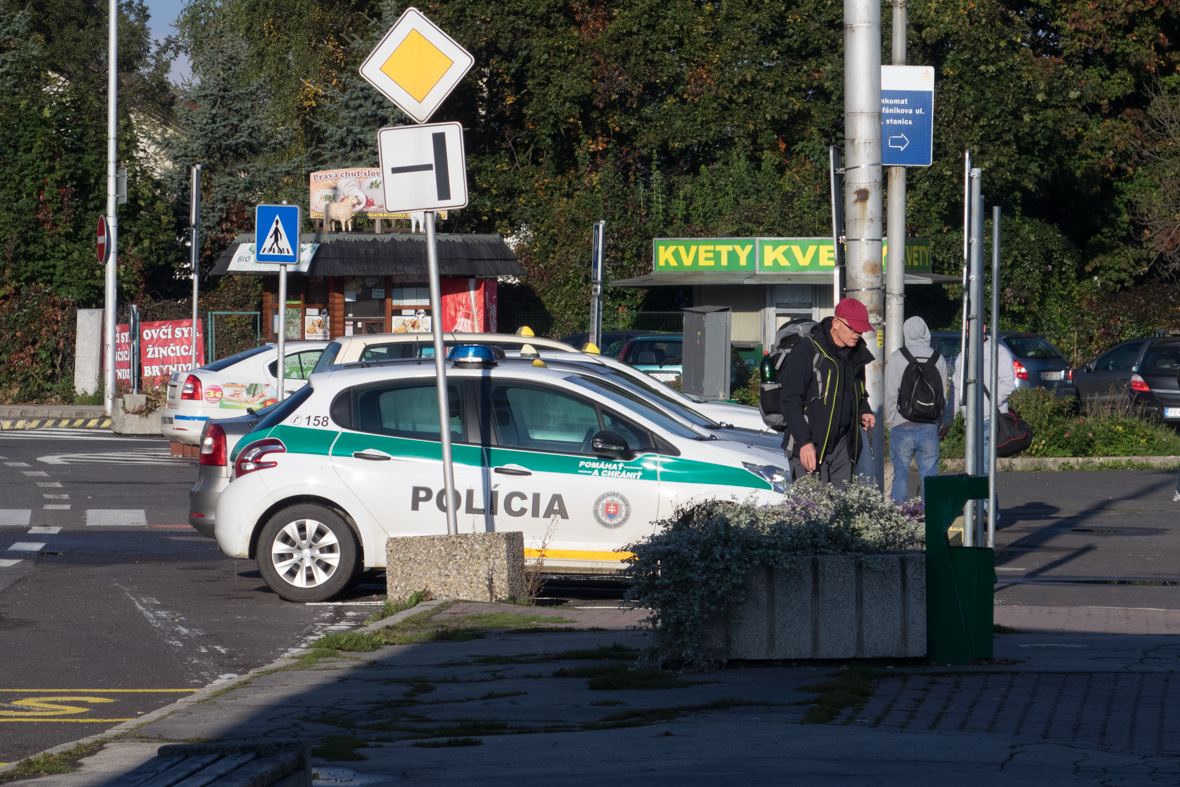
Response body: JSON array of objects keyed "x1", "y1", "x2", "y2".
[{"x1": 310, "y1": 168, "x2": 448, "y2": 228}]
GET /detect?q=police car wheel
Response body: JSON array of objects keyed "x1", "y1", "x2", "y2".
[{"x1": 257, "y1": 504, "x2": 358, "y2": 602}]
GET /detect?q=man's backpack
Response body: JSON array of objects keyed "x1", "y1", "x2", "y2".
[
  {"x1": 897, "y1": 347, "x2": 945, "y2": 423},
  {"x1": 759, "y1": 319, "x2": 818, "y2": 431}
]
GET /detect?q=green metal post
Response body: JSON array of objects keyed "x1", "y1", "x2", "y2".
[{"x1": 924, "y1": 474, "x2": 995, "y2": 664}]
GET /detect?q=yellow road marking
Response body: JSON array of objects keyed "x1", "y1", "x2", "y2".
[
  {"x1": 0, "y1": 697, "x2": 114, "y2": 717},
  {"x1": 0, "y1": 719, "x2": 135, "y2": 723},
  {"x1": 525, "y1": 548, "x2": 632, "y2": 562},
  {"x1": 0, "y1": 689, "x2": 195, "y2": 693}
]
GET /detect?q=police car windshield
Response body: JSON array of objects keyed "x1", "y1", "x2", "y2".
[
  {"x1": 564, "y1": 367, "x2": 718, "y2": 428},
  {"x1": 203, "y1": 346, "x2": 268, "y2": 372},
  {"x1": 565, "y1": 376, "x2": 709, "y2": 440}
]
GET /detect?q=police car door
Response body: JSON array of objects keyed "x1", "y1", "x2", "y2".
[
  {"x1": 479, "y1": 380, "x2": 660, "y2": 567},
  {"x1": 329, "y1": 380, "x2": 481, "y2": 535}
]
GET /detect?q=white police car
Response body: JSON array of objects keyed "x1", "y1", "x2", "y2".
[{"x1": 214, "y1": 346, "x2": 789, "y2": 601}]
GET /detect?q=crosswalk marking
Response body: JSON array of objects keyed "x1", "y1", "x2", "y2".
[
  {"x1": 43, "y1": 505, "x2": 71, "y2": 510},
  {"x1": 42, "y1": 494, "x2": 68, "y2": 500},
  {"x1": 4, "y1": 462, "x2": 30, "y2": 467},
  {"x1": 36, "y1": 482, "x2": 62, "y2": 488},
  {"x1": 7, "y1": 543, "x2": 45, "y2": 552},
  {"x1": 0, "y1": 511, "x2": 31, "y2": 527},
  {"x1": 38, "y1": 449, "x2": 175, "y2": 466},
  {"x1": 22, "y1": 471, "x2": 48, "y2": 477},
  {"x1": 28, "y1": 527, "x2": 60, "y2": 535},
  {"x1": 86, "y1": 510, "x2": 147, "y2": 527},
  {"x1": 0, "y1": 559, "x2": 21, "y2": 567}
]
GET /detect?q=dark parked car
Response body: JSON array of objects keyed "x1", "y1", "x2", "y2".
[
  {"x1": 1075, "y1": 336, "x2": 1180, "y2": 422},
  {"x1": 617, "y1": 334, "x2": 752, "y2": 391},
  {"x1": 930, "y1": 331, "x2": 1077, "y2": 399},
  {"x1": 559, "y1": 330, "x2": 665, "y2": 359}
]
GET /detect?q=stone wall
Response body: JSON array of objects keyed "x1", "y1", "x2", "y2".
[
  {"x1": 716, "y1": 553, "x2": 925, "y2": 660},
  {"x1": 386, "y1": 532, "x2": 526, "y2": 603}
]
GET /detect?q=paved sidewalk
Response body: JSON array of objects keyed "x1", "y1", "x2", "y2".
[{"x1": 7, "y1": 601, "x2": 1180, "y2": 786}]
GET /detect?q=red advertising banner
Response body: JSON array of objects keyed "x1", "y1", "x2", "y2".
[
  {"x1": 116, "y1": 320, "x2": 205, "y2": 387},
  {"x1": 440, "y1": 278, "x2": 497, "y2": 333}
]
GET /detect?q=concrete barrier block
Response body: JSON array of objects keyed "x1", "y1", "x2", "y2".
[
  {"x1": 728, "y1": 565, "x2": 770, "y2": 659},
  {"x1": 111, "y1": 399, "x2": 162, "y2": 435},
  {"x1": 74, "y1": 309, "x2": 103, "y2": 396},
  {"x1": 860, "y1": 555, "x2": 903, "y2": 658},
  {"x1": 386, "y1": 532, "x2": 526, "y2": 603},
  {"x1": 815, "y1": 556, "x2": 857, "y2": 659},
  {"x1": 905, "y1": 554, "x2": 927, "y2": 657},
  {"x1": 775, "y1": 558, "x2": 814, "y2": 658}
]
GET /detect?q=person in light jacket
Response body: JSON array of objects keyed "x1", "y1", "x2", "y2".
[
  {"x1": 885, "y1": 317, "x2": 955, "y2": 502},
  {"x1": 953, "y1": 329, "x2": 1017, "y2": 467}
]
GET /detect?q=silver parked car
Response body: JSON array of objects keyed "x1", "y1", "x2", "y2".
[
  {"x1": 189, "y1": 408, "x2": 269, "y2": 536},
  {"x1": 930, "y1": 331, "x2": 1077, "y2": 399}
]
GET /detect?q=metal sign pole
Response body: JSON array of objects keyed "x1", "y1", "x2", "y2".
[
  {"x1": 190, "y1": 165, "x2": 201, "y2": 370},
  {"x1": 829, "y1": 145, "x2": 845, "y2": 306},
  {"x1": 589, "y1": 220, "x2": 605, "y2": 348},
  {"x1": 425, "y1": 210, "x2": 459, "y2": 535},
  {"x1": 277, "y1": 265, "x2": 287, "y2": 402},
  {"x1": 884, "y1": 0, "x2": 908, "y2": 362},
  {"x1": 964, "y1": 168, "x2": 985, "y2": 544},
  {"x1": 988, "y1": 206, "x2": 1001, "y2": 547},
  {"x1": 103, "y1": 0, "x2": 118, "y2": 415}
]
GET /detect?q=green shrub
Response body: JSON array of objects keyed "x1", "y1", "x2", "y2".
[
  {"x1": 941, "y1": 387, "x2": 1180, "y2": 458},
  {"x1": 623, "y1": 477, "x2": 923, "y2": 668}
]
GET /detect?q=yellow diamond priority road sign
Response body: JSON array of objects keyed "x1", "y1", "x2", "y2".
[{"x1": 360, "y1": 7, "x2": 474, "y2": 124}]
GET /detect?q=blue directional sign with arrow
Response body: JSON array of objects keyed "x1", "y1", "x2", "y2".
[
  {"x1": 256, "y1": 204, "x2": 302, "y2": 264},
  {"x1": 881, "y1": 66, "x2": 934, "y2": 168}
]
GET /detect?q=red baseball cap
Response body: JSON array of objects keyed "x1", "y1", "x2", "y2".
[{"x1": 834, "y1": 298, "x2": 873, "y2": 333}]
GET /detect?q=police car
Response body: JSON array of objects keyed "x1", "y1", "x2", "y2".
[{"x1": 214, "y1": 345, "x2": 790, "y2": 601}]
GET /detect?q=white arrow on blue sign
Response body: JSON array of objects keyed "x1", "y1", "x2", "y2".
[
  {"x1": 881, "y1": 65, "x2": 934, "y2": 168},
  {"x1": 255, "y1": 204, "x2": 302, "y2": 264}
]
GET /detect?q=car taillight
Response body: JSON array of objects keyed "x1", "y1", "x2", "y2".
[
  {"x1": 234, "y1": 438, "x2": 286, "y2": 478},
  {"x1": 1131, "y1": 374, "x2": 1150, "y2": 392},
  {"x1": 199, "y1": 423, "x2": 227, "y2": 467},
  {"x1": 181, "y1": 375, "x2": 203, "y2": 400},
  {"x1": 1013, "y1": 361, "x2": 1028, "y2": 380},
  {"x1": 1067, "y1": 369, "x2": 1073, "y2": 382}
]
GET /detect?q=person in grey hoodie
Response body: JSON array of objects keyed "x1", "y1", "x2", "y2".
[{"x1": 885, "y1": 316, "x2": 955, "y2": 502}]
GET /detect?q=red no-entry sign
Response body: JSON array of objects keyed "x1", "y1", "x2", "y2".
[{"x1": 98, "y1": 215, "x2": 110, "y2": 264}]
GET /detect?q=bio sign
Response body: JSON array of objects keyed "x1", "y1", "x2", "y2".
[{"x1": 653, "y1": 238, "x2": 932, "y2": 274}]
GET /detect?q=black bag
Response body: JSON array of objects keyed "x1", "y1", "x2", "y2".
[
  {"x1": 897, "y1": 347, "x2": 945, "y2": 423},
  {"x1": 759, "y1": 319, "x2": 818, "y2": 431},
  {"x1": 995, "y1": 409, "x2": 1034, "y2": 457}
]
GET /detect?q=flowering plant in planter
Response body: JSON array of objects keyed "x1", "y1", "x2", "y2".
[{"x1": 623, "y1": 477, "x2": 925, "y2": 667}]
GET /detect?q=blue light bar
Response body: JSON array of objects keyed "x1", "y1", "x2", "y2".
[{"x1": 447, "y1": 344, "x2": 499, "y2": 366}]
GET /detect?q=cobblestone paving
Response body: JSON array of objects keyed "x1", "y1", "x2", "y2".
[{"x1": 852, "y1": 672, "x2": 1180, "y2": 754}]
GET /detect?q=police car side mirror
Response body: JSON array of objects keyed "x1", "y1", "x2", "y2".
[{"x1": 591, "y1": 430, "x2": 628, "y2": 457}]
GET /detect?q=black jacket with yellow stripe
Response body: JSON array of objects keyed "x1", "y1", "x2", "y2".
[{"x1": 779, "y1": 317, "x2": 875, "y2": 464}]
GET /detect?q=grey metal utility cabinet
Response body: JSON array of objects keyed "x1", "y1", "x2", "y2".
[{"x1": 682, "y1": 305, "x2": 731, "y2": 402}]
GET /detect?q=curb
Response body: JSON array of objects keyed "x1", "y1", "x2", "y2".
[
  {"x1": 0, "y1": 417, "x2": 112, "y2": 430},
  {"x1": 941, "y1": 455, "x2": 1180, "y2": 472},
  {"x1": 0, "y1": 599, "x2": 448, "y2": 779}
]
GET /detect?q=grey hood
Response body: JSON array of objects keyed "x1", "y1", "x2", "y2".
[{"x1": 903, "y1": 316, "x2": 932, "y2": 349}]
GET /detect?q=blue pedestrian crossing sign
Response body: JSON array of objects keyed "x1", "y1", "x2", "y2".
[
  {"x1": 256, "y1": 204, "x2": 302, "y2": 264},
  {"x1": 881, "y1": 66, "x2": 935, "y2": 167}
]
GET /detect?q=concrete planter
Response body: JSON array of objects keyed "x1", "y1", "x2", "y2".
[
  {"x1": 712, "y1": 553, "x2": 925, "y2": 660},
  {"x1": 111, "y1": 396, "x2": 163, "y2": 436},
  {"x1": 386, "y1": 532, "x2": 526, "y2": 603}
]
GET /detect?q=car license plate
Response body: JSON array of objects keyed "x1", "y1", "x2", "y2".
[
  {"x1": 651, "y1": 373, "x2": 679, "y2": 383},
  {"x1": 1165, "y1": 408, "x2": 1180, "y2": 419},
  {"x1": 1040, "y1": 371, "x2": 1064, "y2": 381}
]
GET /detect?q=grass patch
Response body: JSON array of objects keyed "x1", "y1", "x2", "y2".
[
  {"x1": 364, "y1": 589, "x2": 431, "y2": 626},
  {"x1": 404, "y1": 682, "x2": 435, "y2": 698},
  {"x1": 458, "y1": 643, "x2": 638, "y2": 667},
  {"x1": 480, "y1": 691, "x2": 526, "y2": 700},
  {"x1": 311, "y1": 735, "x2": 368, "y2": 761},
  {"x1": 993, "y1": 623, "x2": 1018, "y2": 633},
  {"x1": 431, "y1": 628, "x2": 486, "y2": 642},
  {"x1": 799, "y1": 665, "x2": 878, "y2": 724},
  {"x1": 588, "y1": 698, "x2": 771, "y2": 730},
  {"x1": 410, "y1": 737, "x2": 483, "y2": 748},
  {"x1": 553, "y1": 662, "x2": 690, "y2": 691},
  {"x1": 314, "y1": 632, "x2": 384, "y2": 653},
  {"x1": 453, "y1": 613, "x2": 576, "y2": 628},
  {"x1": 0, "y1": 741, "x2": 105, "y2": 783},
  {"x1": 308, "y1": 714, "x2": 357, "y2": 729}
]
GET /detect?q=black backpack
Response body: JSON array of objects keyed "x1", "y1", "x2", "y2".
[
  {"x1": 897, "y1": 347, "x2": 945, "y2": 423},
  {"x1": 759, "y1": 319, "x2": 818, "y2": 431}
]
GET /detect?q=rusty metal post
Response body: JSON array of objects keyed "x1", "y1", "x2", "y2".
[{"x1": 844, "y1": 0, "x2": 885, "y2": 489}]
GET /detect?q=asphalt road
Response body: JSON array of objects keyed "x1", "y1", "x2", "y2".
[
  {"x1": 1, "y1": 429, "x2": 1178, "y2": 764},
  {"x1": 0, "y1": 429, "x2": 383, "y2": 765}
]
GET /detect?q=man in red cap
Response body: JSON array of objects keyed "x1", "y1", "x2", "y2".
[{"x1": 779, "y1": 297, "x2": 877, "y2": 485}]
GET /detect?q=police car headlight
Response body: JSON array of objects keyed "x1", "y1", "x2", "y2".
[{"x1": 742, "y1": 462, "x2": 789, "y2": 494}]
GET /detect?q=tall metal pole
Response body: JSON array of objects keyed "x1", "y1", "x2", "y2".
[
  {"x1": 844, "y1": 0, "x2": 885, "y2": 488},
  {"x1": 277, "y1": 266, "x2": 287, "y2": 401},
  {"x1": 884, "y1": 0, "x2": 907, "y2": 361},
  {"x1": 829, "y1": 145, "x2": 845, "y2": 307},
  {"x1": 426, "y1": 210, "x2": 459, "y2": 536},
  {"x1": 190, "y1": 165, "x2": 201, "y2": 368},
  {"x1": 103, "y1": 0, "x2": 118, "y2": 414},
  {"x1": 988, "y1": 206, "x2": 1001, "y2": 547},
  {"x1": 964, "y1": 167, "x2": 984, "y2": 543},
  {"x1": 589, "y1": 220, "x2": 605, "y2": 348}
]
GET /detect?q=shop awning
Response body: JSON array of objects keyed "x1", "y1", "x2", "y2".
[
  {"x1": 609, "y1": 271, "x2": 961, "y2": 287},
  {"x1": 212, "y1": 232, "x2": 524, "y2": 278}
]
